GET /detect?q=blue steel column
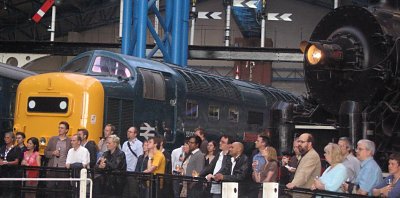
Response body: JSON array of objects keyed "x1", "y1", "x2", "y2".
[
  {"x1": 180, "y1": 0, "x2": 190, "y2": 67},
  {"x1": 164, "y1": 0, "x2": 173, "y2": 57},
  {"x1": 171, "y1": 0, "x2": 183, "y2": 65},
  {"x1": 121, "y1": 0, "x2": 133, "y2": 55},
  {"x1": 133, "y1": 0, "x2": 148, "y2": 58},
  {"x1": 121, "y1": 0, "x2": 190, "y2": 67}
]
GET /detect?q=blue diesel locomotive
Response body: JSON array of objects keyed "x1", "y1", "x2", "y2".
[{"x1": 13, "y1": 50, "x2": 301, "y2": 151}]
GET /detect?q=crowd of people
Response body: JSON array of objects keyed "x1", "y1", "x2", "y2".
[{"x1": 0, "y1": 121, "x2": 399, "y2": 198}]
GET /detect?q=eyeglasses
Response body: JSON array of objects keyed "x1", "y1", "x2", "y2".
[
  {"x1": 356, "y1": 147, "x2": 367, "y2": 152},
  {"x1": 297, "y1": 140, "x2": 309, "y2": 144}
]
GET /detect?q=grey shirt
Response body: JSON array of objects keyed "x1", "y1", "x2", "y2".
[{"x1": 342, "y1": 153, "x2": 360, "y2": 183}]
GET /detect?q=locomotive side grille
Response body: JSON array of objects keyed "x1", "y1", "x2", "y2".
[
  {"x1": 176, "y1": 69, "x2": 241, "y2": 101},
  {"x1": 105, "y1": 98, "x2": 134, "y2": 140},
  {"x1": 120, "y1": 100, "x2": 134, "y2": 134},
  {"x1": 258, "y1": 88, "x2": 278, "y2": 105},
  {"x1": 105, "y1": 98, "x2": 120, "y2": 132},
  {"x1": 255, "y1": 85, "x2": 301, "y2": 105}
]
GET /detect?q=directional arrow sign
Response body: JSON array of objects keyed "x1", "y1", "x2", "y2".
[
  {"x1": 233, "y1": 0, "x2": 257, "y2": 8},
  {"x1": 140, "y1": 122, "x2": 155, "y2": 140},
  {"x1": 267, "y1": 13, "x2": 293, "y2": 21},
  {"x1": 198, "y1": 12, "x2": 222, "y2": 20}
]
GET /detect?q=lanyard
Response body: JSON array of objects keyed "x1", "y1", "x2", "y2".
[{"x1": 4, "y1": 145, "x2": 13, "y2": 160}]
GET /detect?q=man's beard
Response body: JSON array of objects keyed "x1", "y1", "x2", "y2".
[{"x1": 298, "y1": 146, "x2": 307, "y2": 154}]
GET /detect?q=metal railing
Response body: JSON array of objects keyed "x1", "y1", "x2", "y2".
[{"x1": 0, "y1": 166, "x2": 372, "y2": 198}]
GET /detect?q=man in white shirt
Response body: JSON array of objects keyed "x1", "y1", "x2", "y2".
[
  {"x1": 214, "y1": 142, "x2": 249, "y2": 198},
  {"x1": 200, "y1": 135, "x2": 233, "y2": 198},
  {"x1": 121, "y1": 127, "x2": 143, "y2": 171},
  {"x1": 171, "y1": 142, "x2": 186, "y2": 198},
  {"x1": 66, "y1": 134, "x2": 90, "y2": 169},
  {"x1": 121, "y1": 127, "x2": 143, "y2": 198}
]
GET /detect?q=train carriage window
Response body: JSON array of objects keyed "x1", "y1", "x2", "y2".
[
  {"x1": 229, "y1": 107, "x2": 239, "y2": 122},
  {"x1": 186, "y1": 100, "x2": 198, "y2": 119},
  {"x1": 139, "y1": 69, "x2": 165, "y2": 101},
  {"x1": 247, "y1": 111, "x2": 263, "y2": 125},
  {"x1": 91, "y1": 56, "x2": 131, "y2": 78},
  {"x1": 208, "y1": 105, "x2": 220, "y2": 120},
  {"x1": 62, "y1": 56, "x2": 89, "y2": 73}
]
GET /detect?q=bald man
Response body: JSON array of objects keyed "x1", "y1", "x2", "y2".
[
  {"x1": 214, "y1": 142, "x2": 249, "y2": 196},
  {"x1": 287, "y1": 133, "x2": 321, "y2": 189}
]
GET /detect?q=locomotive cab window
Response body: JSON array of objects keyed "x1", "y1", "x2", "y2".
[
  {"x1": 247, "y1": 111, "x2": 263, "y2": 125},
  {"x1": 91, "y1": 56, "x2": 131, "y2": 78},
  {"x1": 62, "y1": 56, "x2": 90, "y2": 73},
  {"x1": 208, "y1": 105, "x2": 220, "y2": 120},
  {"x1": 139, "y1": 69, "x2": 165, "y2": 100},
  {"x1": 27, "y1": 97, "x2": 69, "y2": 113},
  {"x1": 229, "y1": 107, "x2": 239, "y2": 122},
  {"x1": 186, "y1": 100, "x2": 198, "y2": 119}
]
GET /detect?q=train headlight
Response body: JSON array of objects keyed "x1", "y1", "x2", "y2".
[
  {"x1": 306, "y1": 44, "x2": 323, "y2": 65},
  {"x1": 59, "y1": 101, "x2": 67, "y2": 110},
  {"x1": 300, "y1": 40, "x2": 343, "y2": 66},
  {"x1": 28, "y1": 100, "x2": 36, "y2": 109}
]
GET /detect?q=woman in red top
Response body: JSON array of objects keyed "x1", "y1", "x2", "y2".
[{"x1": 21, "y1": 137, "x2": 41, "y2": 188}]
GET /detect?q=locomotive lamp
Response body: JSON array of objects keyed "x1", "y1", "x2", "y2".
[
  {"x1": 300, "y1": 41, "x2": 343, "y2": 65},
  {"x1": 306, "y1": 44, "x2": 322, "y2": 65}
]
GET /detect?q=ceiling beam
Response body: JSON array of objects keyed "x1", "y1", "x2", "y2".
[{"x1": 0, "y1": 40, "x2": 304, "y2": 62}]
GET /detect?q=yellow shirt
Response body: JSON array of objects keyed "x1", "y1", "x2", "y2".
[{"x1": 151, "y1": 149, "x2": 166, "y2": 175}]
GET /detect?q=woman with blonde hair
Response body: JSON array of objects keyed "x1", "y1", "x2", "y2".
[
  {"x1": 311, "y1": 143, "x2": 347, "y2": 192},
  {"x1": 252, "y1": 146, "x2": 279, "y2": 183}
]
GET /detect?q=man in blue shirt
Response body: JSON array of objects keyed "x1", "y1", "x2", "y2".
[
  {"x1": 373, "y1": 153, "x2": 400, "y2": 198},
  {"x1": 121, "y1": 126, "x2": 143, "y2": 198},
  {"x1": 248, "y1": 135, "x2": 270, "y2": 198},
  {"x1": 344, "y1": 139, "x2": 382, "y2": 196},
  {"x1": 252, "y1": 135, "x2": 270, "y2": 173}
]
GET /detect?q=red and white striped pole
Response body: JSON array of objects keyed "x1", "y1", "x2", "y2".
[
  {"x1": 32, "y1": 0, "x2": 55, "y2": 23},
  {"x1": 235, "y1": 65, "x2": 240, "y2": 79}
]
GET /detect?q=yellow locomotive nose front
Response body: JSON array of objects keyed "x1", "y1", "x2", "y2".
[{"x1": 13, "y1": 72, "x2": 105, "y2": 154}]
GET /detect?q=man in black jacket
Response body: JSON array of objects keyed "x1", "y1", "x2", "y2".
[
  {"x1": 214, "y1": 142, "x2": 249, "y2": 197},
  {"x1": 77, "y1": 128, "x2": 98, "y2": 168},
  {"x1": 200, "y1": 135, "x2": 233, "y2": 198}
]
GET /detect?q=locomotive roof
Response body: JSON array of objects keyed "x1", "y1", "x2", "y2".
[
  {"x1": 72, "y1": 50, "x2": 301, "y2": 106},
  {"x1": 0, "y1": 62, "x2": 36, "y2": 81}
]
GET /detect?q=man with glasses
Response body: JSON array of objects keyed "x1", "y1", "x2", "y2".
[
  {"x1": 122, "y1": 127, "x2": 143, "y2": 172},
  {"x1": 342, "y1": 139, "x2": 382, "y2": 196},
  {"x1": 185, "y1": 136, "x2": 205, "y2": 197},
  {"x1": 44, "y1": 121, "x2": 72, "y2": 197},
  {"x1": 121, "y1": 127, "x2": 143, "y2": 198},
  {"x1": 286, "y1": 133, "x2": 321, "y2": 190},
  {"x1": 45, "y1": 121, "x2": 72, "y2": 168},
  {"x1": 200, "y1": 135, "x2": 233, "y2": 198}
]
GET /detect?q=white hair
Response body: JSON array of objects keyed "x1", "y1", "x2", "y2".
[{"x1": 357, "y1": 139, "x2": 375, "y2": 155}]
